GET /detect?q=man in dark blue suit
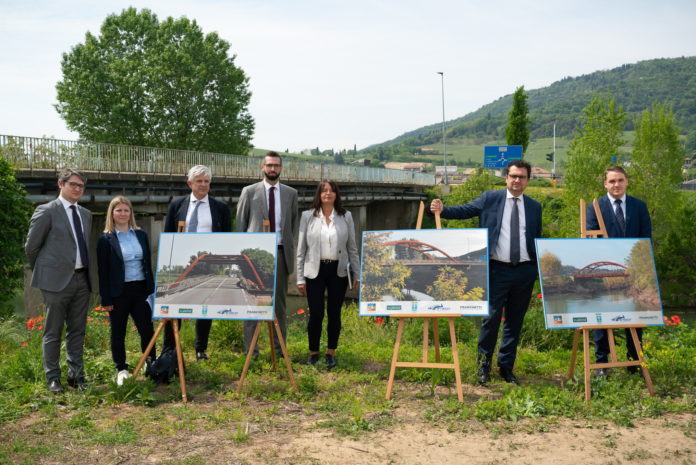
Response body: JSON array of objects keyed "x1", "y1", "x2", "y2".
[
  {"x1": 163, "y1": 165, "x2": 232, "y2": 360},
  {"x1": 431, "y1": 160, "x2": 542, "y2": 385},
  {"x1": 586, "y1": 165, "x2": 652, "y2": 375}
]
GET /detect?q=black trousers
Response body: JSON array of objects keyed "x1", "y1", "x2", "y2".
[
  {"x1": 163, "y1": 319, "x2": 212, "y2": 353},
  {"x1": 109, "y1": 280, "x2": 155, "y2": 371},
  {"x1": 306, "y1": 261, "x2": 348, "y2": 352},
  {"x1": 593, "y1": 327, "x2": 643, "y2": 363},
  {"x1": 478, "y1": 260, "x2": 537, "y2": 370}
]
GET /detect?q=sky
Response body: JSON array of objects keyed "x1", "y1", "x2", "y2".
[
  {"x1": 156, "y1": 232, "x2": 276, "y2": 268},
  {"x1": 365, "y1": 229, "x2": 488, "y2": 257},
  {"x1": 1, "y1": 0, "x2": 695, "y2": 153}
]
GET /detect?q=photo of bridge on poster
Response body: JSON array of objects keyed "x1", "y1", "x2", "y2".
[
  {"x1": 536, "y1": 238, "x2": 664, "y2": 329},
  {"x1": 359, "y1": 228, "x2": 489, "y2": 317},
  {"x1": 153, "y1": 232, "x2": 278, "y2": 321}
]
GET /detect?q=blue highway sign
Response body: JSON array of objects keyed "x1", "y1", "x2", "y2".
[{"x1": 484, "y1": 145, "x2": 523, "y2": 168}]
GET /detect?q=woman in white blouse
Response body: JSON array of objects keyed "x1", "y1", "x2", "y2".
[{"x1": 297, "y1": 180, "x2": 360, "y2": 368}]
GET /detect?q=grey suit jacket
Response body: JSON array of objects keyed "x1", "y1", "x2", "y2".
[
  {"x1": 25, "y1": 198, "x2": 93, "y2": 292},
  {"x1": 296, "y1": 209, "x2": 360, "y2": 284},
  {"x1": 236, "y1": 181, "x2": 299, "y2": 271}
]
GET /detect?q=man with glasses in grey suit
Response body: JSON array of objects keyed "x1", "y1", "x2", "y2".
[
  {"x1": 236, "y1": 151, "x2": 299, "y2": 357},
  {"x1": 26, "y1": 168, "x2": 92, "y2": 393}
]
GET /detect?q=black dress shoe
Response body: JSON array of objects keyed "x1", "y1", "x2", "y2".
[
  {"x1": 196, "y1": 351, "x2": 209, "y2": 361},
  {"x1": 306, "y1": 353, "x2": 320, "y2": 366},
  {"x1": 499, "y1": 367, "x2": 519, "y2": 384},
  {"x1": 67, "y1": 376, "x2": 88, "y2": 391},
  {"x1": 325, "y1": 354, "x2": 337, "y2": 369},
  {"x1": 477, "y1": 367, "x2": 491, "y2": 385},
  {"x1": 47, "y1": 379, "x2": 64, "y2": 393}
]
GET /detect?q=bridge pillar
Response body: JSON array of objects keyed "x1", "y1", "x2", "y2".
[{"x1": 366, "y1": 200, "x2": 420, "y2": 231}]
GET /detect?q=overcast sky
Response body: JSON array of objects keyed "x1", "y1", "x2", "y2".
[{"x1": 1, "y1": 0, "x2": 695, "y2": 152}]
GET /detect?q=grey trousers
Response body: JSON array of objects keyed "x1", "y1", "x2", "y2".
[
  {"x1": 40, "y1": 272, "x2": 91, "y2": 381},
  {"x1": 244, "y1": 251, "x2": 288, "y2": 356}
]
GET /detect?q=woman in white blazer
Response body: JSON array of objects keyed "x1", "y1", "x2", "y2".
[{"x1": 297, "y1": 180, "x2": 359, "y2": 368}]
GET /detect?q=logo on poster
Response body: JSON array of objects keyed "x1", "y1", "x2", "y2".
[
  {"x1": 611, "y1": 315, "x2": 630, "y2": 322},
  {"x1": 595, "y1": 313, "x2": 603, "y2": 323},
  {"x1": 553, "y1": 315, "x2": 563, "y2": 325},
  {"x1": 427, "y1": 304, "x2": 449, "y2": 311},
  {"x1": 411, "y1": 302, "x2": 418, "y2": 312},
  {"x1": 572, "y1": 317, "x2": 588, "y2": 323},
  {"x1": 386, "y1": 305, "x2": 402, "y2": 310},
  {"x1": 160, "y1": 305, "x2": 169, "y2": 315},
  {"x1": 367, "y1": 303, "x2": 376, "y2": 312},
  {"x1": 179, "y1": 308, "x2": 193, "y2": 314},
  {"x1": 217, "y1": 309, "x2": 233, "y2": 315},
  {"x1": 201, "y1": 305, "x2": 208, "y2": 315}
]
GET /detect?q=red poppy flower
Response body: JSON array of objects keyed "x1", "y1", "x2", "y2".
[
  {"x1": 26, "y1": 318, "x2": 35, "y2": 331},
  {"x1": 671, "y1": 315, "x2": 681, "y2": 325},
  {"x1": 21, "y1": 341, "x2": 28, "y2": 347},
  {"x1": 297, "y1": 308, "x2": 305, "y2": 315},
  {"x1": 375, "y1": 317, "x2": 384, "y2": 324},
  {"x1": 537, "y1": 293, "x2": 543, "y2": 299}
]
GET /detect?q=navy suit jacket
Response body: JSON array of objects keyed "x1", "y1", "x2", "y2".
[
  {"x1": 164, "y1": 195, "x2": 231, "y2": 233},
  {"x1": 441, "y1": 189, "x2": 543, "y2": 263},
  {"x1": 97, "y1": 229, "x2": 155, "y2": 307},
  {"x1": 586, "y1": 195, "x2": 652, "y2": 239}
]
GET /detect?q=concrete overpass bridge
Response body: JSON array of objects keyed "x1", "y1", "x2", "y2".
[{"x1": 2, "y1": 134, "x2": 438, "y2": 314}]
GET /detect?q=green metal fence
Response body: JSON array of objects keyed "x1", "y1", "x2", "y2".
[{"x1": 0, "y1": 134, "x2": 435, "y2": 186}]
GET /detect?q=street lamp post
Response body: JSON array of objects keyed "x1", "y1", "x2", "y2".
[{"x1": 437, "y1": 72, "x2": 447, "y2": 185}]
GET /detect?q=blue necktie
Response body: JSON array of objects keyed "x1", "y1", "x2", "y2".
[
  {"x1": 70, "y1": 205, "x2": 89, "y2": 269},
  {"x1": 614, "y1": 199, "x2": 625, "y2": 236},
  {"x1": 510, "y1": 197, "x2": 520, "y2": 265},
  {"x1": 188, "y1": 200, "x2": 201, "y2": 232}
]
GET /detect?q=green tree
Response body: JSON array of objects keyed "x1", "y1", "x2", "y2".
[
  {"x1": 240, "y1": 248, "x2": 275, "y2": 289},
  {"x1": 55, "y1": 7, "x2": 254, "y2": 154},
  {"x1": 439, "y1": 168, "x2": 494, "y2": 229},
  {"x1": 505, "y1": 86, "x2": 530, "y2": 153},
  {"x1": 426, "y1": 266, "x2": 484, "y2": 301},
  {"x1": 360, "y1": 232, "x2": 411, "y2": 301},
  {"x1": 0, "y1": 154, "x2": 33, "y2": 317},
  {"x1": 560, "y1": 93, "x2": 626, "y2": 237},
  {"x1": 628, "y1": 103, "x2": 684, "y2": 239},
  {"x1": 625, "y1": 240, "x2": 657, "y2": 294}
]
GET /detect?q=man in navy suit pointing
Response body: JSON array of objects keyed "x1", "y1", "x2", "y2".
[
  {"x1": 431, "y1": 160, "x2": 542, "y2": 385},
  {"x1": 586, "y1": 165, "x2": 652, "y2": 375}
]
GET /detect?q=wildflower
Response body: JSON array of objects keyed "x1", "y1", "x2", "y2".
[
  {"x1": 26, "y1": 318, "x2": 35, "y2": 331},
  {"x1": 37, "y1": 325, "x2": 43, "y2": 331},
  {"x1": 297, "y1": 308, "x2": 305, "y2": 315},
  {"x1": 36, "y1": 315, "x2": 44, "y2": 323},
  {"x1": 537, "y1": 293, "x2": 543, "y2": 299},
  {"x1": 375, "y1": 317, "x2": 384, "y2": 325},
  {"x1": 21, "y1": 341, "x2": 28, "y2": 347},
  {"x1": 671, "y1": 315, "x2": 681, "y2": 325}
]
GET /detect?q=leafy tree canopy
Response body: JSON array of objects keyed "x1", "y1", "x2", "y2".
[{"x1": 55, "y1": 7, "x2": 254, "y2": 154}]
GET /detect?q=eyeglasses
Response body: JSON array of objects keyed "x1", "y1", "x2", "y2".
[
  {"x1": 66, "y1": 181, "x2": 85, "y2": 189},
  {"x1": 264, "y1": 163, "x2": 281, "y2": 169},
  {"x1": 507, "y1": 175, "x2": 528, "y2": 181}
]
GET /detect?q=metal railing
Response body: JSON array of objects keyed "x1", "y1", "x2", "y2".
[{"x1": 0, "y1": 134, "x2": 435, "y2": 186}]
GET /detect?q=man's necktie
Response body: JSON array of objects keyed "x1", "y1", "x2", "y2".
[
  {"x1": 510, "y1": 197, "x2": 520, "y2": 265},
  {"x1": 614, "y1": 199, "x2": 625, "y2": 236},
  {"x1": 70, "y1": 205, "x2": 89, "y2": 269},
  {"x1": 268, "y1": 186, "x2": 276, "y2": 232},
  {"x1": 188, "y1": 200, "x2": 201, "y2": 232}
]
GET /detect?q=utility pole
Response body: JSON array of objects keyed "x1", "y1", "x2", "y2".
[{"x1": 437, "y1": 71, "x2": 447, "y2": 185}]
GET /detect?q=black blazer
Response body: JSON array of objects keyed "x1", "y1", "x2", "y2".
[
  {"x1": 441, "y1": 189, "x2": 543, "y2": 263},
  {"x1": 586, "y1": 194, "x2": 652, "y2": 239},
  {"x1": 164, "y1": 195, "x2": 231, "y2": 233},
  {"x1": 97, "y1": 229, "x2": 155, "y2": 306}
]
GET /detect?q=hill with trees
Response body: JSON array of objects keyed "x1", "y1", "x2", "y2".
[{"x1": 367, "y1": 56, "x2": 696, "y2": 151}]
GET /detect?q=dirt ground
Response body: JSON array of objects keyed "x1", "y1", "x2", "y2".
[{"x1": 17, "y1": 395, "x2": 694, "y2": 465}]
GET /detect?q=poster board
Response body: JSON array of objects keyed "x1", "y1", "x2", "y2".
[
  {"x1": 536, "y1": 238, "x2": 664, "y2": 329},
  {"x1": 359, "y1": 229, "x2": 489, "y2": 316},
  {"x1": 152, "y1": 232, "x2": 278, "y2": 321}
]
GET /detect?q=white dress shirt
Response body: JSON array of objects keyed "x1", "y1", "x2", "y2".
[
  {"x1": 58, "y1": 194, "x2": 86, "y2": 269},
  {"x1": 607, "y1": 192, "x2": 627, "y2": 218},
  {"x1": 185, "y1": 194, "x2": 213, "y2": 232},
  {"x1": 493, "y1": 191, "x2": 531, "y2": 263},
  {"x1": 319, "y1": 209, "x2": 338, "y2": 260}
]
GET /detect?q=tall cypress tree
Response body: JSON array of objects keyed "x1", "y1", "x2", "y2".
[{"x1": 505, "y1": 86, "x2": 530, "y2": 153}]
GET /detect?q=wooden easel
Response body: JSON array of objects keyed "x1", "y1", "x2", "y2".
[
  {"x1": 237, "y1": 219, "x2": 298, "y2": 393},
  {"x1": 133, "y1": 220, "x2": 190, "y2": 402},
  {"x1": 569, "y1": 199, "x2": 655, "y2": 401},
  {"x1": 385, "y1": 201, "x2": 464, "y2": 402}
]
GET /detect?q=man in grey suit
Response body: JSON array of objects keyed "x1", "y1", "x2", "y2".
[
  {"x1": 25, "y1": 169, "x2": 92, "y2": 393},
  {"x1": 236, "y1": 151, "x2": 299, "y2": 356}
]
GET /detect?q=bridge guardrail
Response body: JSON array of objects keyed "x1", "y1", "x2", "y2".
[{"x1": 0, "y1": 134, "x2": 435, "y2": 186}]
